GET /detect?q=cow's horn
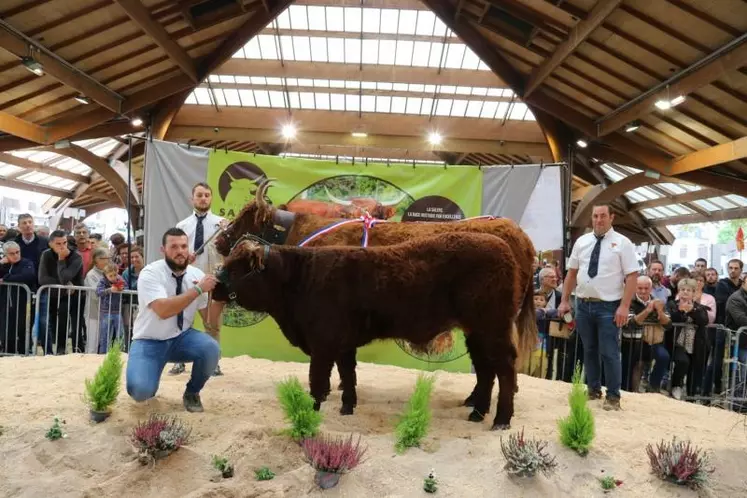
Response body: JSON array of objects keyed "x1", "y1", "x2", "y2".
[
  {"x1": 255, "y1": 178, "x2": 275, "y2": 208},
  {"x1": 380, "y1": 191, "x2": 409, "y2": 207},
  {"x1": 324, "y1": 185, "x2": 353, "y2": 206}
]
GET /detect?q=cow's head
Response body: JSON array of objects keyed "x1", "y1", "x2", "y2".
[
  {"x1": 215, "y1": 179, "x2": 275, "y2": 257},
  {"x1": 213, "y1": 238, "x2": 270, "y2": 303}
]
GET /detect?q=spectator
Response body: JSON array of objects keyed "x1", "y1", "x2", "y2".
[
  {"x1": 716, "y1": 259, "x2": 743, "y2": 324},
  {"x1": 647, "y1": 260, "x2": 671, "y2": 302},
  {"x1": 122, "y1": 245, "x2": 145, "y2": 341},
  {"x1": 524, "y1": 291, "x2": 555, "y2": 379},
  {"x1": 109, "y1": 233, "x2": 125, "y2": 264},
  {"x1": 532, "y1": 256, "x2": 540, "y2": 289},
  {"x1": 666, "y1": 278, "x2": 709, "y2": 401},
  {"x1": 622, "y1": 276, "x2": 670, "y2": 394},
  {"x1": 725, "y1": 278, "x2": 747, "y2": 411},
  {"x1": 15, "y1": 213, "x2": 48, "y2": 275},
  {"x1": 691, "y1": 270, "x2": 716, "y2": 324},
  {"x1": 704, "y1": 268, "x2": 719, "y2": 297},
  {"x1": 0, "y1": 241, "x2": 36, "y2": 354},
  {"x1": 694, "y1": 258, "x2": 707, "y2": 273},
  {"x1": 96, "y1": 263, "x2": 127, "y2": 353},
  {"x1": 558, "y1": 204, "x2": 639, "y2": 411},
  {"x1": 125, "y1": 227, "x2": 221, "y2": 412},
  {"x1": 84, "y1": 247, "x2": 111, "y2": 354},
  {"x1": 36, "y1": 226, "x2": 50, "y2": 239},
  {"x1": 74, "y1": 223, "x2": 93, "y2": 275},
  {"x1": 3, "y1": 228, "x2": 19, "y2": 242},
  {"x1": 0, "y1": 224, "x2": 7, "y2": 240},
  {"x1": 667, "y1": 267, "x2": 691, "y2": 304},
  {"x1": 38, "y1": 230, "x2": 84, "y2": 354}
]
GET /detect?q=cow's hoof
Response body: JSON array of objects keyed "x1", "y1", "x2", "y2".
[
  {"x1": 339, "y1": 404, "x2": 354, "y2": 416},
  {"x1": 313, "y1": 401, "x2": 321, "y2": 411},
  {"x1": 467, "y1": 410, "x2": 485, "y2": 423},
  {"x1": 463, "y1": 394, "x2": 476, "y2": 407},
  {"x1": 491, "y1": 423, "x2": 510, "y2": 431}
]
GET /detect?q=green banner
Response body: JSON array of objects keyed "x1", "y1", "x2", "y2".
[{"x1": 204, "y1": 151, "x2": 483, "y2": 373}]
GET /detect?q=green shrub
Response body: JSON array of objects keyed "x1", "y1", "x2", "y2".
[
  {"x1": 276, "y1": 377, "x2": 322, "y2": 441},
  {"x1": 255, "y1": 467, "x2": 275, "y2": 481},
  {"x1": 83, "y1": 340, "x2": 123, "y2": 412},
  {"x1": 45, "y1": 417, "x2": 66, "y2": 441},
  {"x1": 394, "y1": 373, "x2": 435, "y2": 453},
  {"x1": 212, "y1": 455, "x2": 234, "y2": 478},
  {"x1": 557, "y1": 364, "x2": 595, "y2": 456}
]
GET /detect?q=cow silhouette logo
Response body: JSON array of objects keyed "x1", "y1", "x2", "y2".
[{"x1": 218, "y1": 161, "x2": 267, "y2": 203}]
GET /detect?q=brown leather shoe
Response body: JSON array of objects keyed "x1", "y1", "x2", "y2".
[
  {"x1": 588, "y1": 389, "x2": 603, "y2": 401},
  {"x1": 603, "y1": 397, "x2": 621, "y2": 411}
]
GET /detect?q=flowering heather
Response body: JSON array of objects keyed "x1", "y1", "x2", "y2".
[
  {"x1": 301, "y1": 434, "x2": 367, "y2": 474},
  {"x1": 646, "y1": 437, "x2": 714, "y2": 489},
  {"x1": 130, "y1": 414, "x2": 191, "y2": 463}
]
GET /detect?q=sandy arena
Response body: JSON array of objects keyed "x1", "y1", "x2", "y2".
[{"x1": 1, "y1": 354, "x2": 747, "y2": 497}]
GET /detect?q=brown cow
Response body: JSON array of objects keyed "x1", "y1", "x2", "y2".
[
  {"x1": 215, "y1": 179, "x2": 537, "y2": 413},
  {"x1": 213, "y1": 233, "x2": 526, "y2": 430}
]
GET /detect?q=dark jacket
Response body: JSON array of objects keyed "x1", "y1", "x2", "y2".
[
  {"x1": 38, "y1": 248, "x2": 84, "y2": 288},
  {"x1": 0, "y1": 257, "x2": 37, "y2": 292},
  {"x1": 715, "y1": 277, "x2": 743, "y2": 325},
  {"x1": 666, "y1": 299, "x2": 709, "y2": 353},
  {"x1": 15, "y1": 234, "x2": 48, "y2": 280},
  {"x1": 725, "y1": 288, "x2": 747, "y2": 348},
  {"x1": 703, "y1": 284, "x2": 717, "y2": 298}
]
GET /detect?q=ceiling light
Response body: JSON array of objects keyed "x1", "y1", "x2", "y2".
[
  {"x1": 576, "y1": 139, "x2": 588, "y2": 148},
  {"x1": 21, "y1": 56, "x2": 43, "y2": 76},
  {"x1": 428, "y1": 132, "x2": 442, "y2": 145},
  {"x1": 281, "y1": 124, "x2": 296, "y2": 139},
  {"x1": 591, "y1": 157, "x2": 599, "y2": 163},
  {"x1": 654, "y1": 99, "x2": 671, "y2": 110},
  {"x1": 130, "y1": 117, "x2": 143, "y2": 127},
  {"x1": 670, "y1": 95, "x2": 685, "y2": 107},
  {"x1": 351, "y1": 132, "x2": 367, "y2": 138},
  {"x1": 74, "y1": 95, "x2": 91, "y2": 105},
  {"x1": 625, "y1": 120, "x2": 641, "y2": 133}
]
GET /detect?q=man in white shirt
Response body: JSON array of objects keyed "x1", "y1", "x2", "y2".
[
  {"x1": 126, "y1": 228, "x2": 221, "y2": 412},
  {"x1": 170, "y1": 182, "x2": 227, "y2": 376},
  {"x1": 558, "y1": 204, "x2": 639, "y2": 411}
]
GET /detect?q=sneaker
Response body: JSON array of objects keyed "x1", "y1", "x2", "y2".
[
  {"x1": 672, "y1": 387, "x2": 683, "y2": 400},
  {"x1": 212, "y1": 363, "x2": 224, "y2": 376},
  {"x1": 183, "y1": 392, "x2": 204, "y2": 412},
  {"x1": 603, "y1": 397, "x2": 621, "y2": 411},
  {"x1": 588, "y1": 389, "x2": 603, "y2": 401},
  {"x1": 169, "y1": 363, "x2": 185, "y2": 375}
]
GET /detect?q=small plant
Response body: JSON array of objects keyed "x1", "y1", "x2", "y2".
[
  {"x1": 394, "y1": 373, "x2": 435, "y2": 453},
  {"x1": 424, "y1": 468, "x2": 438, "y2": 493},
  {"x1": 83, "y1": 340, "x2": 123, "y2": 420},
  {"x1": 130, "y1": 414, "x2": 191, "y2": 465},
  {"x1": 212, "y1": 455, "x2": 234, "y2": 478},
  {"x1": 557, "y1": 364, "x2": 595, "y2": 456},
  {"x1": 302, "y1": 433, "x2": 367, "y2": 473},
  {"x1": 646, "y1": 437, "x2": 714, "y2": 489},
  {"x1": 599, "y1": 475, "x2": 623, "y2": 491},
  {"x1": 45, "y1": 417, "x2": 66, "y2": 441},
  {"x1": 254, "y1": 466, "x2": 275, "y2": 481},
  {"x1": 500, "y1": 427, "x2": 557, "y2": 478},
  {"x1": 276, "y1": 376, "x2": 323, "y2": 441}
]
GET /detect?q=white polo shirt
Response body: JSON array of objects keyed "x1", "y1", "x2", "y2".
[
  {"x1": 176, "y1": 211, "x2": 226, "y2": 273},
  {"x1": 568, "y1": 227, "x2": 639, "y2": 302},
  {"x1": 132, "y1": 259, "x2": 209, "y2": 341}
]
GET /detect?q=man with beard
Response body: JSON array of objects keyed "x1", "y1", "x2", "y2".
[
  {"x1": 125, "y1": 228, "x2": 221, "y2": 412},
  {"x1": 647, "y1": 260, "x2": 670, "y2": 302},
  {"x1": 170, "y1": 183, "x2": 227, "y2": 376},
  {"x1": 704, "y1": 268, "x2": 719, "y2": 297},
  {"x1": 667, "y1": 267, "x2": 691, "y2": 304}
]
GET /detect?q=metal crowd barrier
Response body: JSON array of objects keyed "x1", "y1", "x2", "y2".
[
  {"x1": 33, "y1": 284, "x2": 138, "y2": 356},
  {"x1": 0, "y1": 282, "x2": 33, "y2": 356}
]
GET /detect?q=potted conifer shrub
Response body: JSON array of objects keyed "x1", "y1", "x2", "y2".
[{"x1": 83, "y1": 340, "x2": 123, "y2": 423}]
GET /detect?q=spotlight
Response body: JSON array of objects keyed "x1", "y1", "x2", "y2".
[
  {"x1": 625, "y1": 120, "x2": 641, "y2": 133},
  {"x1": 655, "y1": 95, "x2": 685, "y2": 110},
  {"x1": 670, "y1": 95, "x2": 685, "y2": 107},
  {"x1": 351, "y1": 132, "x2": 367, "y2": 138},
  {"x1": 576, "y1": 139, "x2": 588, "y2": 148},
  {"x1": 21, "y1": 56, "x2": 43, "y2": 76},
  {"x1": 427, "y1": 132, "x2": 442, "y2": 145},
  {"x1": 281, "y1": 124, "x2": 296, "y2": 139},
  {"x1": 131, "y1": 117, "x2": 143, "y2": 127},
  {"x1": 74, "y1": 95, "x2": 91, "y2": 105}
]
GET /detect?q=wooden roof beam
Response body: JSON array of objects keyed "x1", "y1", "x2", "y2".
[
  {"x1": 524, "y1": 0, "x2": 622, "y2": 98},
  {"x1": 648, "y1": 207, "x2": 747, "y2": 227},
  {"x1": 0, "y1": 177, "x2": 74, "y2": 198},
  {"x1": 114, "y1": 0, "x2": 199, "y2": 83},
  {"x1": 596, "y1": 36, "x2": 747, "y2": 136},
  {"x1": 668, "y1": 136, "x2": 747, "y2": 175},
  {"x1": 0, "y1": 152, "x2": 90, "y2": 183},
  {"x1": 631, "y1": 189, "x2": 724, "y2": 211},
  {"x1": 0, "y1": 23, "x2": 124, "y2": 112},
  {"x1": 0, "y1": 111, "x2": 46, "y2": 143}
]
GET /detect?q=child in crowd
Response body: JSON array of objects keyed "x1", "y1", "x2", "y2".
[
  {"x1": 96, "y1": 263, "x2": 127, "y2": 353},
  {"x1": 522, "y1": 292, "x2": 556, "y2": 379}
]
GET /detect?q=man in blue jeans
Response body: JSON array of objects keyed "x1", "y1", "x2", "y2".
[
  {"x1": 558, "y1": 204, "x2": 639, "y2": 411},
  {"x1": 126, "y1": 227, "x2": 221, "y2": 412}
]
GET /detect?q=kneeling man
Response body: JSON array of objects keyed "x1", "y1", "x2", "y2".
[{"x1": 126, "y1": 228, "x2": 221, "y2": 412}]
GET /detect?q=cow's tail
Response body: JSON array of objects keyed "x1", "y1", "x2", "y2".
[{"x1": 515, "y1": 275, "x2": 537, "y2": 369}]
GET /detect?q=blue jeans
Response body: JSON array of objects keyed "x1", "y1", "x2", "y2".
[
  {"x1": 126, "y1": 328, "x2": 220, "y2": 401},
  {"x1": 648, "y1": 344, "x2": 670, "y2": 390},
  {"x1": 575, "y1": 299, "x2": 622, "y2": 398},
  {"x1": 98, "y1": 313, "x2": 123, "y2": 353}
]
